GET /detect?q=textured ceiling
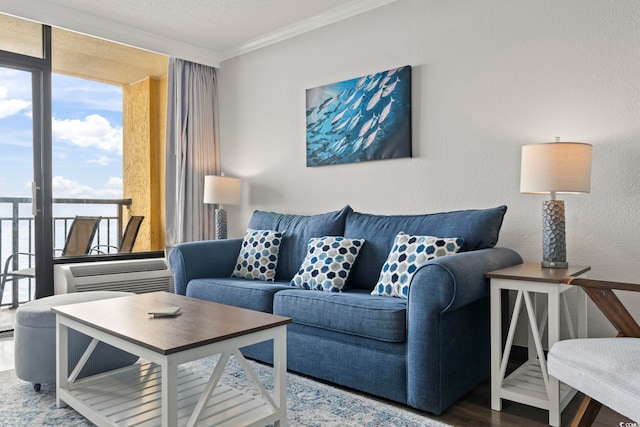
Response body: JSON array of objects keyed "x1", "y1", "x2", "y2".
[
  {"x1": 34, "y1": 0, "x2": 373, "y2": 52},
  {"x1": 1, "y1": 0, "x2": 395, "y2": 81}
]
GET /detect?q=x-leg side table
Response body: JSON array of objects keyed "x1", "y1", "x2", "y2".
[{"x1": 486, "y1": 263, "x2": 590, "y2": 427}]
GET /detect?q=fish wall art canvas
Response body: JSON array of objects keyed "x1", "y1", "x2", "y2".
[{"x1": 305, "y1": 65, "x2": 411, "y2": 167}]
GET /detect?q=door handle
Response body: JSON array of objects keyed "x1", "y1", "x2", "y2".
[{"x1": 31, "y1": 181, "x2": 39, "y2": 216}]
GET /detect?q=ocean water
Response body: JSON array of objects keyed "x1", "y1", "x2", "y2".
[{"x1": 0, "y1": 212, "x2": 120, "y2": 305}]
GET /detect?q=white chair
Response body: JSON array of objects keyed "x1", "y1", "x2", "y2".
[{"x1": 548, "y1": 277, "x2": 640, "y2": 425}]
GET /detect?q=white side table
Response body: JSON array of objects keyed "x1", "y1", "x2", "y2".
[{"x1": 486, "y1": 263, "x2": 590, "y2": 427}]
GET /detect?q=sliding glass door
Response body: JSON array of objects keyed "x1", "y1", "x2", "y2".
[
  {"x1": 0, "y1": 25, "x2": 54, "y2": 303},
  {"x1": 0, "y1": 66, "x2": 37, "y2": 306}
]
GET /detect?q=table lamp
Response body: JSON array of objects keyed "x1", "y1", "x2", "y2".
[
  {"x1": 203, "y1": 174, "x2": 241, "y2": 240},
  {"x1": 520, "y1": 138, "x2": 592, "y2": 268}
]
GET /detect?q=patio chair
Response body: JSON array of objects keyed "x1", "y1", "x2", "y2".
[
  {"x1": 90, "y1": 215, "x2": 144, "y2": 254},
  {"x1": 548, "y1": 277, "x2": 640, "y2": 425},
  {"x1": 0, "y1": 216, "x2": 101, "y2": 307}
]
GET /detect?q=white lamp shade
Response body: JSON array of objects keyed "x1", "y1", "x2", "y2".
[
  {"x1": 520, "y1": 142, "x2": 592, "y2": 194},
  {"x1": 203, "y1": 175, "x2": 241, "y2": 205}
]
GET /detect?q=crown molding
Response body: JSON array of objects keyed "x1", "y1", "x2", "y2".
[
  {"x1": 1, "y1": 0, "x2": 398, "y2": 68},
  {"x1": 218, "y1": 0, "x2": 399, "y2": 61}
]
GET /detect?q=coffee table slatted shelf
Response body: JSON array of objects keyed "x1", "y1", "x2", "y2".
[
  {"x1": 53, "y1": 292, "x2": 290, "y2": 427},
  {"x1": 60, "y1": 361, "x2": 274, "y2": 427}
]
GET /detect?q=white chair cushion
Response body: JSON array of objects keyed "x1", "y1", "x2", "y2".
[{"x1": 548, "y1": 337, "x2": 640, "y2": 423}]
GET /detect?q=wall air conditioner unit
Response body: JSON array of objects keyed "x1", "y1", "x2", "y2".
[{"x1": 54, "y1": 258, "x2": 174, "y2": 295}]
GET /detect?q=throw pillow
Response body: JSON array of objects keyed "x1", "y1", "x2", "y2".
[
  {"x1": 372, "y1": 232, "x2": 463, "y2": 298},
  {"x1": 290, "y1": 236, "x2": 364, "y2": 292},
  {"x1": 248, "y1": 206, "x2": 352, "y2": 280},
  {"x1": 231, "y1": 229, "x2": 284, "y2": 282}
]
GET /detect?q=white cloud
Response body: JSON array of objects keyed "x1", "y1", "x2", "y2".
[
  {"x1": 106, "y1": 177, "x2": 123, "y2": 188},
  {"x1": 52, "y1": 175, "x2": 123, "y2": 198},
  {"x1": 87, "y1": 155, "x2": 111, "y2": 166},
  {"x1": 52, "y1": 114, "x2": 122, "y2": 153},
  {"x1": 0, "y1": 68, "x2": 32, "y2": 99},
  {"x1": 0, "y1": 86, "x2": 32, "y2": 119}
]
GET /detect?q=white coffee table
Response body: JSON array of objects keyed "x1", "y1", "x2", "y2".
[{"x1": 53, "y1": 291, "x2": 291, "y2": 426}]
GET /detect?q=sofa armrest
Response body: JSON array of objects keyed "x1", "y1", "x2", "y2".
[
  {"x1": 168, "y1": 239, "x2": 242, "y2": 295},
  {"x1": 409, "y1": 247, "x2": 523, "y2": 313},
  {"x1": 405, "y1": 247, "x2": 522, "y2": 412}
]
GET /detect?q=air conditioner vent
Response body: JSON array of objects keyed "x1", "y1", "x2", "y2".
[
  {"x1": 70, "y1": 277, "x2": 172, "y2": 293},
  {"x1": 69, "y1": 259, "x2": 168, "y2": 277},
  {"x1": 54, "y1": 258, "x2": 174, "y2": 295}
]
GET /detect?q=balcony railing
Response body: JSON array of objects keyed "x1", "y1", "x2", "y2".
[{"x1": 0, "y1": 197, "x2": 132, "y2": 307}]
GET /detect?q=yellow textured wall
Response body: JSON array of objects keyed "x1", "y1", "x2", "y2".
[
  {"x1": 157, "y1": 77, "x2": 167, "y2": 251},
  {"x1": 122, "y1": 77, "x2": 166, "y2": 251}
]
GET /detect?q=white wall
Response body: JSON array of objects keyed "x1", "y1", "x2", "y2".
[{"x1": 218, "y1": 0, "x2": 640, "y2": 338}]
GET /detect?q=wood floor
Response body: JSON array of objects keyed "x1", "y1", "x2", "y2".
[
  {"x1": 289, "y1": 357, "x2": 633, "y2": 427},
  {"x1": 0, "y1": 308, "x2": 631, "y2": 427},
  {"x1": 424, "y1": 374, "x2": 633, "y2": 427}
]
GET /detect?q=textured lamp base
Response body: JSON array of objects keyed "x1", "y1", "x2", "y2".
[
  {"x1": 542, "y1": 200, "x2": 567, "y2": 269},
  {"x1": 215, "y1": 208, "x2": 228, "y2": 240}
]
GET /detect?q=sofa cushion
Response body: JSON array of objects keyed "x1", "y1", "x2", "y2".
[
  {"x1": 344, "y1": 206, "x2": 507, "y2": 289},
  {"x1": 186, "y1": 277, "x2": 295, "y2": 313},
  {"x1": 372, "y1": 233, "x2": 464, "y2": 298},
  {"x1": 290, "y1": 236, "x2": 364, "y2": 292},
  {"x1": 248, "y1": 205, "x2": 352, "y2": 281},
  {"x1": 273, "y1": 289, "x2": 407, "y2": 343},
  {"x1": 231, "y1": 229, "x2": 283, "y2": 281}
]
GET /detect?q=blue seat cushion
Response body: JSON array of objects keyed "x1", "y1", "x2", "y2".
[
  {"x1": 273, "y1": 289, "x2": 407, "y2": 342},
  {"x1": 344, "y1": 206, "x2": 507, "y2": 289},
  {"x1": 186, "y1": 278, "x2": 296, "y2": 313},
  {"x1": 247, "y1": 205, "x2": 352, "y2": 282}
]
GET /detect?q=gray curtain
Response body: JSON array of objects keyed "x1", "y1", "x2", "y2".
[{"x1": 165, "y1": 58, "x2": 220, "y2": 246}]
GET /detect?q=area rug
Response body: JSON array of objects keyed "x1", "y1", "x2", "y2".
[{"x1": 0, "y1": 355, "x2": 451, "y2": 426}]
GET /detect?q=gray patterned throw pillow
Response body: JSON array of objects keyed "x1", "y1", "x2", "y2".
[
  {"x1": 232, "y1": 229, "x2": 283, "y2": 282},
  {"x1": 290, "y1": 236, "x2": 364, "y2": 292},
  {"x1": 372, "y1": 232, "x2": 463, "y2": 298}
]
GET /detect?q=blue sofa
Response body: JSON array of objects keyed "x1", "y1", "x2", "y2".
[{"x1": 168, "y1": 205, "x2": 522, "y2": 414}]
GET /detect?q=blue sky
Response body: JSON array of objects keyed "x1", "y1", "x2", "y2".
[{"x1": 0, "y1": 66, "x2": 123, "y2": 201}]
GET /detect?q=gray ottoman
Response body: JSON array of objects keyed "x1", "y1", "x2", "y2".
[{"x1": 14, "y1": 291, "x2": 139, "y2": 391}]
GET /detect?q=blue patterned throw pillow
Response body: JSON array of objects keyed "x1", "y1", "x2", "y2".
[
  {"x1": 232, "y1": 229, "x2": 283, "y2": 281},
  {"x1": 290, "y1": 236, "x2": 364, "y2": 292},
  {"x1": 372, "y1": 232, "x2": 463, "y2": 298}
]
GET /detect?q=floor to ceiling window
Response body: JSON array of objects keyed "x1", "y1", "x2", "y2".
[
  {"x1": 0, "y1": 17, "x2": 53, "y2": 302},
  {"x1": 0, "y1": 13, "x2": 168, "y2": 306},
  {"x1": 0, "y1": 65, "x2": 38, "y2": 304}
]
